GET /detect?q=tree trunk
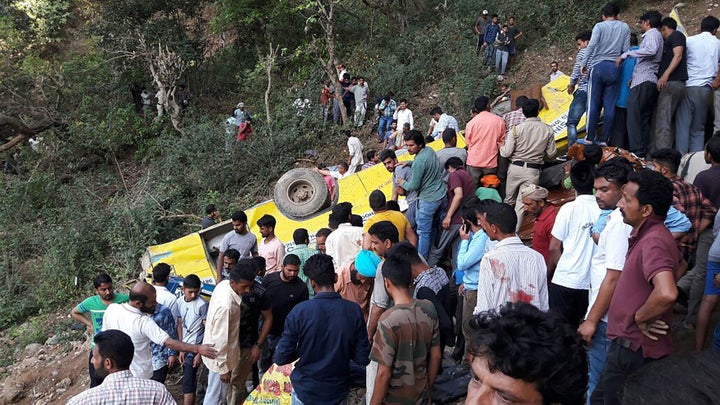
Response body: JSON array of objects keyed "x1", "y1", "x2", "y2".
[
  {"x1": 264, "y1": 44, "x2": 279, "y2": 137},
  {"x1": 0, "y1": 114, "x2": 59, "y2": 152},
  {"x1": 317, "y1": 0, "x2": 347, "y2": 125}
]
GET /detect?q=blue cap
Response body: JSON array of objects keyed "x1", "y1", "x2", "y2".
[{"x1": 355, "y1": 250, "x2": 381, "y2": 278}]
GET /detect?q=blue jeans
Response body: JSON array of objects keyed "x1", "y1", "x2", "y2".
[
  {"x1": 416, "y1": 199, "x2": 442, "y2": 259},
  {"x1": 587, "y1": 320, "x2": 610, "y2": 403},
  {"x1": 567, "y1": 90, "x2": 587, "y2": 147},
  {"x1": 484, "y1": 43, "x2": 496, "y2": 65},
  {"x1": 495, "y1": 50, "x2": 509, "y2": 75},
  {"x1": 378, "y1": 116, "x2": 392, "y2": 142},
  {"x1": 586, "y1": 61, "x2": 620, "y2": 144}
]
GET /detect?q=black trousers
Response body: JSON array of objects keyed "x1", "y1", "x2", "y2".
[
  {"x1": 610, "y1": 107, "x2": 629, "y2": 149},
  {"x1": 590, "y1": 340, "x2": 655, "y2": 405},
  {"x1": 549, "y1": 282, "x2": 589, "y2": 330},
  {"x1": 627, "y1": 81, "x2": 659, "y2": 158}
]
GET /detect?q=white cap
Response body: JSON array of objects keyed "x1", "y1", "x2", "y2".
[
  {"x1": 482, "y1": 9, "x2": 489, "y2": 14},
  {"x1": 237, "y1": 102, "x2": 244, "y2": 108}
]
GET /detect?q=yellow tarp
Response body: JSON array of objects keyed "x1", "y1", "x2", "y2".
[{"x1": 540, "y1": 74, "x2": 587, "y2": 153}]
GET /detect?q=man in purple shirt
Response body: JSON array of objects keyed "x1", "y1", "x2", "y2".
[
  {"x1": 591, "y1": 169, "x2": 680, "y2": 405},
  {"x1": 617, "y1": 10, "x2": 663, "y2": 158}
]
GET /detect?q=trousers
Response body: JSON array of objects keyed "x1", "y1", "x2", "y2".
[
  {"x1": 675, "y1": 85, "x2": 713, "y2": 154},
  {"x1": 567, "y1": 90, "x2": 588, "y2": 147},
  {"x1": 626, "y1": 81, "x2": 659, "y2": 158},
  {"x1": 504, "y1": 164, "x2": 540, "y2": 231},
  {"x1": 653, "y1": 80, "x2": 685, "y2": 150},
  {"x1": 204, "y1": 370, "x2": 228, "y2": 405},
  {"x1": 586, "y1": 61, "x2": 621, "y2": 144}
]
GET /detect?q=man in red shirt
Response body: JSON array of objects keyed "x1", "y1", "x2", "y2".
[
  {"x1": 591, "y1": 169, "x2": 680, "y2": 405},
  {"x1": 464, "y1": 96, "x2": 506, "y2": 185},
  {"x1": 520, "y1": 184, "x2": 557, "y2": 265}
]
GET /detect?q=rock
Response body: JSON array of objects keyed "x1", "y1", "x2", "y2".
[
  {"x1": 1, "y1": 382, "x2": 24, "y2": 402},
  {"x1": 23, "y1": 343, "x2": 43, "y2": 357},
  {"x1": 45, "y1": 335, "x2": 59, "y2": 345},
  {"x1": 55, "y1": 388, "x2": 66, "y2": 394},
  {"x1": 56, "y1": 378, "x2": 72, "y2": 389},
  {"x1": 21, "y1": 357, "x2": 37, "y2": 367},
  {"x1": 51, "y1": 371, "x2": 58, "y2": 377}
]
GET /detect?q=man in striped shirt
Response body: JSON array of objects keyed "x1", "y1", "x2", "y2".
[
  {"x1": 473, "y1": 202, "x2": 549, "y2": 314},
  {"x1": 617, "y1": 10, "x2": 663, "y2": 158},
  {"x1": 567, "y1": 30, "x2": 592, "y2": 148}
]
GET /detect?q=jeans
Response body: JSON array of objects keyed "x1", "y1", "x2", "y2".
[
  {"x1": 587, "y1": 321, "x2": 610, "y2": 403},
  {"x1": 675, "y1": 85, "x2": 713, "y2": 154},
  {"x1": 586, "y1": 61, "x2": 621, "y2": 144},
  {"x1": 567, "y1": 90, "x2": 587, "y2": 147},
  {"x1": 378, "y1": 116, "x2": 392, "y2": 142},
  {"x1": 495, "y1": 50, "x2": 509, "y2": 75},
  {"x1": 627, "y1": 82, "x2": 659, "y2": 158},
  {"x1": 654, "y1": 81, "x2": 685, "y2": 150},
  {"x1": 259, "y1": 334, "x2": 281, "y2": 373},
  {"x1": 484, "y1": 43, "x2": 496, "y2": 65},
  {"x1": 590, "y1": 342, "x2": 654, "y2": 405},
  {"x1": 416, "y1": 198, "x2": 443, "y2": 259}
]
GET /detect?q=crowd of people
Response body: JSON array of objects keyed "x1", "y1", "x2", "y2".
[{"x1": 63, "y1": 3, "x2": 720, "y2": 405}]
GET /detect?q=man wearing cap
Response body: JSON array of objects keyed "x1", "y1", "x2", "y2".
[
  {"x1": 233, "y1": 102, "x2": 251, "y2": 126},
  {"x1": 500, "y1": 98, "x2": 557, "y2": 229},
  {"x1": 234, "y1": 102, "x2": 253, "y2": 141},
  {"x1": 474, "y1": 10, "x2": 490, "y2": 56},
  {"x1": 521, "y1": 184, "x2": 558, "y2": 265},
  {"x1": 335, "y1": 250, "x2": 380, "y2": 321}
]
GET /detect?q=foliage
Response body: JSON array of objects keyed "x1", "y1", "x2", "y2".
[{"x1": 0, "y1": 0, "x2": 621, "y2": 330}]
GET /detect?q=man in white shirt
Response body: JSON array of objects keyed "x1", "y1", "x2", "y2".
[
  {"x1": 150, "y1": 263, "x2": 180, "y2": 321},
  {"x1": 202, "y1": 262, "x2": 256, "y2": 405},
  {"x1": 473, "y1": 201, "x2": 548, "y2": 314},
  {"x1": 346, "y1": 130, "x2": 364, "y2": 173},
  {"x1": 102, "y1": 282, "x2": 217, "y2": 379},
  {"x1": 326, "y1": 202, "x2": 364, "y2": 271},
  {"x1": 549, "y1": 61, "x2": 564, "y2": 81},
  {"x1": 429, "y1": 106, "x2": 459, "y2": 140},
  {"x1": 676, "y1": 16, "x2": 720, "y2": 154},
  {"x1": 344, "y1": 76, "x2": 369, "y2": 127},
  {"x1": 576, "y1": 159, "x2": 632, "y2": 400},
  {"x1": 548, "y1": 162, "x2": 600, "y2": 330},
  {"x1": 337, "y1": 63, "x2": 348, "y2": 81},
  {"x1": 392, "y1": 98, "x2": 414, "y2": 131}
]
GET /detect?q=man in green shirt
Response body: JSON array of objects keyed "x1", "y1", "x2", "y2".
[
  {"x1": 288, "y1": 228, "x2": 319, "y2": 297},
  {"x1": 396, "y1": 130, "x2": 445, "y2": 260},
  {"x1": 70, "y1": 273, "x2": 129, "y2": 387}
]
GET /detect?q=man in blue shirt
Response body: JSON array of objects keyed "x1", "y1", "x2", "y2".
[{"x1": 274, "y1": 254, "x2": 370, "y2": 405}]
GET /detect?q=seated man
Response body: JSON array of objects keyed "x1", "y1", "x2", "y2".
[{"x1": 465, "y1": 302, "x2": 587, "y2": 404}]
